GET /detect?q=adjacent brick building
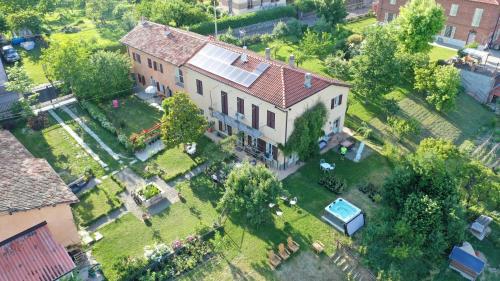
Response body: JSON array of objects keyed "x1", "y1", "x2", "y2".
[{"x1": 373, "y1": 0, "x2": 500, "y2": 48}]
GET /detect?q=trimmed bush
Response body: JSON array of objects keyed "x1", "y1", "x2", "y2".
[
  {"x1": 189, "y1": 6, "x2": 295, "y2": 35},
  {"x1": 318, "y1": 171, "x2": 346, "y2": 194}
]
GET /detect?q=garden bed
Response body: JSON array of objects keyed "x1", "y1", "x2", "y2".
[
  {"x1": 73, "y1": 178, "x2": 125, "y2": 227},
  {"x1": 136, "y1": 183, "x2": 163, "y2": 207}
]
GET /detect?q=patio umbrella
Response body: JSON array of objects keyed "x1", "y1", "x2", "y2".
[{"x1": 145, "y1": 86, "x2": 156, "y2": 94}]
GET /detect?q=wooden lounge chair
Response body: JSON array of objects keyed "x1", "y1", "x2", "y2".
[
  {"x1": 278, "y1": 243, "x2": 290, "y2": 260},
  {"x1": 268, "y1": 250, "x2": 282, "y2": 270},
  {"x1": 287, "y1": 237, "x2": 300, "y2": 253}
]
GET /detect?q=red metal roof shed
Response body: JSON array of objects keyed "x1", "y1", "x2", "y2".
[{"x1": 0, "y1": 222, "x2": 76, "y2": 281}]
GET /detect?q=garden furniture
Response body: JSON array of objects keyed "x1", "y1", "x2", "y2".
[
  {"x1": 289, "y1": 197, "x2": 297, "y2": 206},
  {"x1": 320, "y1": 162, "x2": 335, "y2": 171},
  {"x1": 267, "y1": 250, "x2": 282, "y2": 269},
  {"x1": 278, "y1": 243, "x2": 290, "y2": 260},
  {"x1": 186, "y1": 143, "x2": 197, "y2": 155},
  {"x1": 268, "y1": 202, "x2": 276, "y2": 208},
  {"x1": 287, "y1": 237, "x2": 300, "y2": 253},
  {"x1": 312, "y1": 240, "x2": 325, "y2": 254},
  {"x1": 276, "y1": 210, "x2": 283, "y2": 217}
]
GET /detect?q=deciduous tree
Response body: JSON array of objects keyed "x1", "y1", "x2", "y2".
[
  {"x1": 394, "y1": 0, "x2": 445, "y2": 53},
  {"x1": 6, "y1": 10, "x2": 43, "y2": 34},
  {"x1": 350, "y1": 26, "x2": 399, "y2": 100},
  {"x1": 314, "y1": 0, "x2": 347, "y2": 27},
  {"x1": 218, "y1": 162, "x2": 287, "y2": 225},
  {"x1": 160, "y1": 93, "x2": 207, "y2": 149},
  {"x1": 5, "y1": 63, "x2": 33, "y2": 94},
  {"x1": 415, "y1": 63, "x2": 461, "y2": 111}
]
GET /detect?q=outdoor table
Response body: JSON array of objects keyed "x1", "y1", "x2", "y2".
[
  {"x1": 289, "y1": 197, "x2": 297, "y2": 206},
  {"x1": 320, "y1": 162, "x2": 334, "y2": 171},
  {"x1": 269, "y1": 203, "x2": 276, "y2": 208}
]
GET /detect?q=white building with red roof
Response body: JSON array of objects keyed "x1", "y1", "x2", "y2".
[{"x1": 120, "y1": 21, "x2": 350, "y2": 169}]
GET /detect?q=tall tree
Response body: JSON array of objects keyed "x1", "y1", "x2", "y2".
[
  {"x1": 314, "y1": 0, "x2": 347, "y2": 27},
  {"x1": 299, "y1": 29, "x2": 334, "y2": 59},
  {"x1": 4, "y1": 63, "x2": 33, "y2": 94},
  {"x1": 86, "y1": 0, "x2": 116, "y2": 23},
  {"x1": 414, "y1": 63, "x2": 461, "y2": 111},
  {"x1": 146, "y1": 0, "x2": 209, "y2": 27},
  {"x1": 218, "y1": 162, "x2": 287, "y2": 225},
  {"x1": 41, "y1": 40, "x2": 91, "y2": 94},
  {"x1": 395, "y1": 0, "x2": 445, "y2": 53},
  {"x1": 6, "y1": 10, "x2": 43, "y2": 34},
  {"x1": 350, "y1": 26, "x2": 399, "y2": 100},
  {"x1": 160, "y1": 93, "x2": 207, "y2": 149}
]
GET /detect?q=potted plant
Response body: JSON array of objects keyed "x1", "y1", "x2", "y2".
[{"x1": 207, "y1": 121, "x2": 215, "y2": 133}]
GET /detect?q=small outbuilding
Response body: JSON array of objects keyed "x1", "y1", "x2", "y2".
[{"x1": 449, "y1": 242, "x2": 485, "y2": 281}]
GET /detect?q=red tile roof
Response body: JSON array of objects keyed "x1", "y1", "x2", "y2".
[
  {"x1": 0, "y1": 130, "x2": 78, "y2": 214},
  {"x1": 120, "y1": 22, "x2": 350, "y2": 109},
  {"x1": 120, "y1": 21, "x2": 207, "y2": 66},
  {"x1": 0, "y1": 222, "x2": 76, "y2": 281}
]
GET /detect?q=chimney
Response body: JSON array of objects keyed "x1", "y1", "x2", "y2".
[
  {"x1": 241, "y1": 46, "x2": 248, "y2": 63},
  {"x1": 164, "y1": 27, "x2": 171, "y2": 37},
  {"x1": 265, "y1": 48, "x2": 271, "y2": 60},
  {"x1": 304, "y1": 73, "x2": 312, "y2": 89},
  {"x1": 140, "y1": 16, "x2": 146, "y2": 26},
  {"x1": 289, "y1": 54, "x2": 295, "y2": 67}
]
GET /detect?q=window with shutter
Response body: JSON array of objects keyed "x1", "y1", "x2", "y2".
[
  {"x1": 156, "y1": 82, "x2": 160, "y2": 92},
  {"x1": 237, "y1": 97, "x2": 244, "y2": 114},
  {"x1": 132, "y1": 52, "x2": 136, "y2": 61},
  {"x1": 267, "y1": 111, "x2": 275, "y2": 129},
  {"x1": 221, "y1": 91, "x2": 228, "y2": 115},
  {"x1": 471, "y1": 8, "x2": 483, "y2": 27},
  {"x1": 153, "y1": 61, "x2": 157, "y2": 71},
  {"x1": 252, "y1": 105, "x2": 259, "y2": 129},
  {"x1": 331, "y1": 98, "x2": 335, "y2": 109},
  {"x1": 196, "y1": 79, "x2": 203, "y2": 95},
  {"x1": 160, "y1": 64, "x2": 163, "y2": 73},
  {"x1": 147, "y1": 58, "x2": 152, "y2": 68},
  {"x1": 338, "y1": 95, "x2": 343, "y2": 106}
]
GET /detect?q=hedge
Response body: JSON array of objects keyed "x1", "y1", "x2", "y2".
[{"x1": 188, "y1": 6, "x2": 296, "y2": 35}]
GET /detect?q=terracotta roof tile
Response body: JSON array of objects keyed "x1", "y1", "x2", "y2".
[
  {"x1": 0, "y1": 130, "x2": 78, "y2": 214},
  {"x1": 0, "y1": 222, "x2": 76, "y2": 281},
  {"x1": 120, "y1": 22, "x2": 350, "y2": 109},
  {"x1": 120, "y1": 21, "x2": 208, "y2": 66}
]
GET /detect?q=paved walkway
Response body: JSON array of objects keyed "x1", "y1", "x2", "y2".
[
  {"x1": 62, "y1": 105, "x2": 121, "y2": 161},
  {"x1": 48, "y1": 109, "x2": 108, "y2": 169},
  {"x1": 135, "y1": 139, "x2": 165, "y2": 161},
  {"x1": 86, "y1": 206, "x2": 128, "y2": 232},
  {"x1": 33, "y1": 95, "x2": 77, "y2": 114}
]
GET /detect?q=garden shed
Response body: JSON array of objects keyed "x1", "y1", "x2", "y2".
[{"x1": 449, "y1": 242, "x2": 485, "y2": 280}]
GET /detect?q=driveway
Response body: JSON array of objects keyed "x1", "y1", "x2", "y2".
[{"x1": 0, "y1": 58, "x2": 20, "y2": 118}]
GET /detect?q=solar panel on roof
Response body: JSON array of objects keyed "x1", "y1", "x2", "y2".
[{"x1": 189, "y1": 44, "x2": 268, "y2": 87}]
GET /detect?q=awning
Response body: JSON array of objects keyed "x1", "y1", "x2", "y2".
[
  {"x1": 0, "y1": 222, "x2": 76, "y2": 281},
  {"x1": 212, "y1": 111, "x2": 262, "y2": 138}
]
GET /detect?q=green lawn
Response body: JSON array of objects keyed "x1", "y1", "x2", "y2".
[
  {"x1": 10, "y1": 9, "x2": 128, "y2": 86},
  {"x1": 131, "y1": 136, "x2": 226, "y2": 182},
  {"x1": 11, "y1": 117, "x2": 106, "y2": 183},
  {"x1": 429, "y1": 45, "x2": 457, "y2": 61},
  {"x1": 99, "y1": 96, "x2": 163, "y2": 137},
  {"x1": 73, "y1": 178, "x2": 124, "y2": 226},
  {"x1": 94, "y1": 148, "x2": 391, "y2": 280},
  {"x1": 344, "y1": 17, "x2": 377, "y2": 33},
  {"x1": 54, "y1": 107, "x2": 122, "y2": 171}
]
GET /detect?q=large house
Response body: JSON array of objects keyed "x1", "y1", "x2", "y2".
[
  {"x1": 373, "y1": 0, "x2": 500, "y2": 49},
  {"x1": 120, "y1": 21, "x2": 350, "y2": 170},
  {"x1": 218, "y1": 0, "x2": 286, "y2": 15},
  {"x1": 0, "y1": 130, "x2": 80, "y2": 280}
]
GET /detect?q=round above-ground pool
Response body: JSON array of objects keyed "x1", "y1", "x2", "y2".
[{"x1": 322, "y1": 198, "x2": 365, "y2": 236}]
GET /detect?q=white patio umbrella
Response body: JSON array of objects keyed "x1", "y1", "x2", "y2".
[{"x1": 145, "y1": 85, "x2": 156, "y2": 94}]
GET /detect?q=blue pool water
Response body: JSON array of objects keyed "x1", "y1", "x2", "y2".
[{"x1": 326, "y1": 198, "x2": 361, "y2": 222}]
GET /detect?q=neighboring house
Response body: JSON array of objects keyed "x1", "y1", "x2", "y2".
[
  {"x1": 0, "y1": 130, "x2": 81, "y2": 280},
  {"x1": 120, "y1": 21, "x2": 350, "y2": 170},
  {"x1": 373, "y1": 0, "x2": 500, "y2": 49},
  {"x1": 219, "y1": 0, "x2": 286, "y2": 15}
]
